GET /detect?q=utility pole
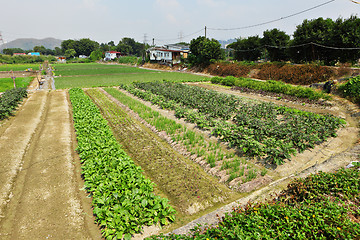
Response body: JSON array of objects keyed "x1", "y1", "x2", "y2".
[
  {"x1": 205, "y1": 26, "x2": 207, "y2": 38},
  {"x1": 152, "y1": 38, "x2": 155, "y2": 46}
]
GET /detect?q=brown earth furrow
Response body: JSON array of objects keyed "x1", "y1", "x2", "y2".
[
  {"x1": 0, "y1": 90, "x2": 101, "y2": 239},
  {"x1": 0, "y1": 91, "x2": 47, "y2": 216}
]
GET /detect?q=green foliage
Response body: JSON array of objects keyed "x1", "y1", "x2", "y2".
[
  {"x1": 68, "y1": 88, "x2": 176, "y2": 239},
  {"x1": 118, "y1": 56, "x2": 139, "y2": 65},
  {"x1": 189, "y1": 36, "x2": 223, "y2": 66},
  {"x1": 123, "y1": 82, "x2": 343, "y2": 166},
  {"x1": 0, "y1": 54, "x2": 55, "y2": 64},
  {"x1": 337, "y1": 75, "x2": 360, "y2": 104},
  {"x1": 0, "y1": 87, "x2": 27, "y2": 120},
  {"x1": 0, "y1": 77, "x2": 33, "y2": 92},
  {"x1": 61, "y1": 38, "x2": 100, "y2": 57},
  {"x1": 211, "y1": 76, "x2": 331, "y2": 101},
  {"x1": 228, "y1": 36, "x2": 263, "y2": 61},
  {"x1": 148, "y1": 168, "x2": 360, "y2": 239},
  {"x1": 261, "y1": 28, "x2": 290, "y2": 61},
  {"x1": 89, "y1": 49, "x2": 104, "y2": 61},
  {"x1": 64, "y1": 49, "x2": 76, "y2": 59}
]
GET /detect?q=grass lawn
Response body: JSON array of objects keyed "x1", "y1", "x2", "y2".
[
  {"x1": 0, "y1": 77, "x2": 33, "y2": 92},
  {"x1": 0, "y1": 64, "x2": 40, "y2": 72},
  {"x1": 54, "y1": 63, "x2": 209, "y2": 89}
]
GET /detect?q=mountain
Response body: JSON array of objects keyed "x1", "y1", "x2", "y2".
[{"x1": 0, "y1": 38, "x2": 63, "y2": 51}]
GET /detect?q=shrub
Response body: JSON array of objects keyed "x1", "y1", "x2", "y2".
[{"x1": 337, "y1": 75, "x2": 360, "y2": 104}]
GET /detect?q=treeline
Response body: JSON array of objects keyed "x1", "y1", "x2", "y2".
[
  {"x1": 228, "y1": 16, "x2": 360, "y2": 64},
  {"x1": 2, "y1": 37, "x2": 146, "y2": 61}
]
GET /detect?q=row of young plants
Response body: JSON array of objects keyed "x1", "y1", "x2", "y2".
[
  {"x1": 68, "y1": 88, "x2": 176, "y2": 240},
  {"x1": 0, "y1": 87, "x2": 27, "y2": 120},
  {"x1": 133, "y1": 81, "x2": 239, "y2": 119},
  {"x1": 337, "y1": 75, "x2": 360, "y2": 104},
  {"x1": 86, "y1": 88, "x2": 232, "y2": 214},
  {"x1": 121, "y1": 82, "x2": 344, "y2": 165},
  {"x1": 211, "y1": 76, "x2": 331, "y2": 101},
  {"x1": 105, "y1": 87, "x2": 263, "y2": 186},
  {"x1": 148, "y1": 167, "x2": 360, "y2": 239}
]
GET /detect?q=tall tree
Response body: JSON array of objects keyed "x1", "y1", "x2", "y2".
[
  {"x1": 228, "y1": 36, "x2": 262, "y2": 61},
  {"x1": 189, "y1": 36, "x2": 223, "y2": 66},
  {"x1": 261, "y1": 29, "x2": 290, "y2": 61}
]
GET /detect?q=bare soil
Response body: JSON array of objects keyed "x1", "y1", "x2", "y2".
[{"x1": 0, "y1": 90, "x2": 101, "y2": 239}]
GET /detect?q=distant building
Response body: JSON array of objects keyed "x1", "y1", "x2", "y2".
[
  {"x1": 28, "y1": 52, "x2": 40, "y2": 56},
  {"x1": 79, "y1": 55, "x2": 88, "y2": 59},
  {"x1": 105, "y1": 51, "x2": 122, "y2": 60},
  {"x1": 147, "y1": 44, "x2": 189, "y2": 65},
  {"x1": 13, "y1": 53, "x2": 26, "y2": 55}
]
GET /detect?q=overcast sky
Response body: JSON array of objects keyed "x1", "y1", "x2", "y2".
[{"x1": 0, "y1": 0, "x2": 359, "y2": 45}]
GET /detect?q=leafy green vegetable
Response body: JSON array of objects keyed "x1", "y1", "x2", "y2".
[{"x1": 69, "y1": 88, "x2": 175, "y2": 239}]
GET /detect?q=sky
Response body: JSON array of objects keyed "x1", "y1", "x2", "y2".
[{"x1": 0, "y1": 0, "x2": 359, "y2": 45}]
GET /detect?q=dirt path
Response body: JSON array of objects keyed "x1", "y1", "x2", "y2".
[{"x1": 0, "y1": 90, "x2": 101, "y2": 239}]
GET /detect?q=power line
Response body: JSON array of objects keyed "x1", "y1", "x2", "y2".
[
  {"x1": 229, "y1": 42, "x2": 360, "y2": 52},
  {"x1": 154, "y1": 28, "x2": 204, "y2": 43},
  {"x1": 208, "y1": 0, "x2": 337, "y2": 31}
]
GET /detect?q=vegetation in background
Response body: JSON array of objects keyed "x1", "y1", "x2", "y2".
[
  {"x1": 69, "y1": 88, "x2": 176, "y2": 239},
  {"x1": 228, "y1": 16, "x2": 360, "y2": 64},
  {"x1": 188, "y1": 36, "x2": 223, "y2": 66},
  {"x1": 0, "y1": 54, "x2": 56, "y2": 64},
  {"x1": 149, "y1": 167, "x2": 360, "y2": 239},
  {"x1": 118, "y1": 56, "x2": 141, "y2": 65},
  {"x1": 0, "y1": 87, "x2": 27, "y2": 120}
]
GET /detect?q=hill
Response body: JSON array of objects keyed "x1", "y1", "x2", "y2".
[{"x1": 0, "y1": 38, "x2": 62, "y2": 51}]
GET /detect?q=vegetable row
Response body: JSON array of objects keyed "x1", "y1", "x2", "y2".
[
  {"x1": 121, "y1": 82, "x2": 344, "y2": 165},
  {"x1": 69, "y1": 88, "x2": 175, "y2": 240},
  {"x1": 0, "y1": 87, "x2": 27, "y2": 120}
]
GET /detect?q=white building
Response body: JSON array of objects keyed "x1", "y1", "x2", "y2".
[
  {"x1": 105, "y1": 51, "x2": 122, "y2": 60},
  {"x1": 147, "y1": 44, "x2": 189, "y2": 65}
]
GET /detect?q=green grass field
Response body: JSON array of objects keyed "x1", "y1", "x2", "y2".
[
  {"x1": 0, "y1": 64, "x2": 40, "y2": 72},
  {"x1": 0, "y1": 77, "x2": 33, "y2": 92},
  {"x1": 53, "y1": 63, "x2": 153, "y2": 76},
  {"x1": 54, "y1": 63, "x2": 209, "y2": 89}
]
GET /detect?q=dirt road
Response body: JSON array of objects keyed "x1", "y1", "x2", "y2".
[{"x1": 0, "y1": 90, "x2": 101, "y2": 239}]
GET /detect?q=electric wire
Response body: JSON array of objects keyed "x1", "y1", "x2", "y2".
[{"x1": 208, "y1": 0, "x2": 337, "y2": 31}]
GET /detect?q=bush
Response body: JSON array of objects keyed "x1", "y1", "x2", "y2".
[
  {"x1": 337, "y1": 75, "x2": 360, "y2": 104},
  {"x1": 118, "y1": 56, "x2": 139, "y2": 65},
  {"x1": 206, "y1": 62, "x2": 337, "y2": 85}
]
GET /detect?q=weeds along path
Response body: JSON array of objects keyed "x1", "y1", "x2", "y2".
[
  {"x1": 85, "y1": 89, "x2": 236, "y2": 216},
  {"x1": 0, "y1": 90, "x2": 101, "y2": 239}
]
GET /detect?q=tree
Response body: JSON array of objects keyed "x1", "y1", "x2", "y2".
[
  {"x1": 261, "y1": 29, "x2": 290, "y2": 61},
  {"x1": 33, "y1": 45, "x2": 47, "y2": 55},
  {"x1": 2, "y1": 48, "x2": 25, "y2": 55},
  {"x1": 89, "y1": 49, "x2": 104, "y2": 61},
  {"x1": 228, "y1": 36, "x2": 262, "y2": 61},
  {"x1": 54, "y1": 47, "x2": 63, "y2": 56},
  {"x1": 189, "y1": 36, "x2": 223, "y2": 66},
  {"x1": 65, "y1": 49, "x2": 76, "y2": 59},
  {"x1": 290, "y1": 18, "x2": 334, "y2": 63}
]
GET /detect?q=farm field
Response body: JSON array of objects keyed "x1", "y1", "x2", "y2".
[
  {"x1": 0, "y1": 63, "x2": 40, "y2": 72},
  {"x1": 54, "y1": 63, "x2": 208, "y2": 89},
  {"x1": 0, "y1": 77, "x2": 33, "y2": 92},
  {"x1": 1, "y1": 62, "x2": 359, "y2": 239}
]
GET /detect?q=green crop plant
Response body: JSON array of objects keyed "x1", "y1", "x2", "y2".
[{"x1": 69, "y1": 88, "x2": 175, "y2": 239}]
